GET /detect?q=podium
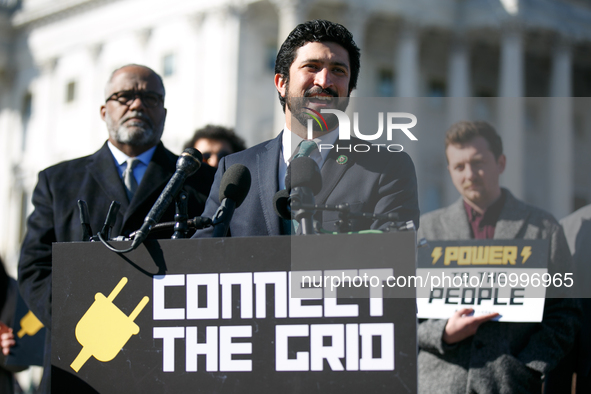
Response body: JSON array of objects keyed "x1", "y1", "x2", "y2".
[{"x1": 52, "y1": 232, "x2": 417, "y2": 393}]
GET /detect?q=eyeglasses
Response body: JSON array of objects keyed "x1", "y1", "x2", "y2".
[{"x1": 106, "y1": 90, "x2": 164, "y2": 108}]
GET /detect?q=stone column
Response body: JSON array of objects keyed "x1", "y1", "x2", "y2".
[
  {"x1": 0, "y1": 62, "x2": 14, "y2": 269},
  {"x1": 34, "y1": 57, "x2": 58, "y2": 169},
  {"x1": 448, "y1": 37, "x2": 470, "y2": 100},
  {"x1": 396, "y1": 23, "x2": 419, "y2": 98},
  {"x1": 344, "y1": 6, "x2": 368, "y2": 98},
  {"x1": 86, "y1": 43, "x2": 104, "y2": 150},
  {"x1": 498, "y1": 24, "x2": 525, "y2": 199},
  {"x1": 200, "y1": 6, "x2": 242, "y2": 127},
  {"x1": 395, "y1": 22, "x2": 424, "y2": 207},
  {"x1": 276, "y1": 0, "x2": 307, "y2": 45},
  {"x1": 273, "y1": 0, "x2": 308, "y2": 134},
  {"x1": 549, "y1": 36, "x2": 573, "y2": 218},
  {"x1": 444, "y1": 35, "x2": 471, "y2": 205}
]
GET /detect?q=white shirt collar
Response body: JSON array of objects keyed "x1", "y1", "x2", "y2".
[{"x1": 107, "y1": 141, "x2": 156, "y2": 167}]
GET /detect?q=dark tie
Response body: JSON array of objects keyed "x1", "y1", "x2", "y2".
[
  {"x1": 123, "y1": 158, "x2": 140, "y2": 201},
  {"x1": 293, "y1": 140, "x2": 318, "y2": 160},
  {"x1": 284, "y1": 140, "x2": 319, "y2": 235}
]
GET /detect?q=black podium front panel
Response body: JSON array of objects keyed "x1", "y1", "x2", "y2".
[{"x1": 52, "y1": 233, "x2": 417, "y2": 393}]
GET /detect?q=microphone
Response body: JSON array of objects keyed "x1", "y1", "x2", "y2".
[
  {"x1": 285, "y1": 156, "x2": 322, "y2": 194},
  {"x1": 130, "y1": 148, "x2": 202, "y2": 250},
  {"x1": 285, "y1": 157, "x2": 322, "y2": 235},
  {"x1": 273, "y1": 189, "x2": 291, "y2": 220},
  {"x1": 212, "y1": 164, "x2": 252, "y2": 237},
  {"x1": 77, "y1": 200, "x2": 93, "y2": 241},
  {"x1": 100, "y1": 201, "x2": 121, "y2": 241}
]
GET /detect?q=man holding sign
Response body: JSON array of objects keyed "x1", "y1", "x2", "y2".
[{"x1": 417, "y1": 121, "x2": 579, "y2": 393}]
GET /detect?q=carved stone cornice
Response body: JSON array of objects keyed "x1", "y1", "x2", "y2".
[{"x1": 11, "y1": 0, "x2": 118, "y2": 30}]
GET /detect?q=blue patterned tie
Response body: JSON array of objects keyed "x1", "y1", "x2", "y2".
[
  {"x1": 123, "y1": 158, "x2": 140, "y2": 202},
  {"x1": 292, "y1": 140, "x2": 318, "y2": 160}
]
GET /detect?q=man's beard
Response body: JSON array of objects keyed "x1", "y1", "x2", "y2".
[
  {"x1": 107, "y1": 112, "x2": 163, "y2": 147},
  {"x1": 285, "y1": 81, "x2": 349, "y2": 133}
]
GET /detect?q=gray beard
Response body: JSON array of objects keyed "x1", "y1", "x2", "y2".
[
  {"x1": 108, "y1": 116, "x2": 164, "y2": 147},
  {"x1": 110, "y1": 123, "x2": 156, "y2": 146}
]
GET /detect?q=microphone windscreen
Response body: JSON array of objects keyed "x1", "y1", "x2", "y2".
[
  {"x1": 219, "y1": 164, "x2": 252, "y2": 207},
  {"x1": 273, "y1": 189, "x2": 291, "y2": 220},
  {"x1": 178, "y1": 148, "x2": 203, "y2": 176},
  {"x1": 285, "y1": 157, "x2": 322, "y2": 195}
]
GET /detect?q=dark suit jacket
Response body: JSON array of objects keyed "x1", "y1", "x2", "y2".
[
  {"x1": 417, "y1": 190, "x2": 580, "y2": 394},
  {"x1": 560, "y1": 205, "x2": 591, "y2": 380},
  {"x1": 0, "y1": 279, "x2": 26, "y2": 394},
  {"x1": 18, "y1": 142, "x2": 215, "y2": 392},
  {"x1": 195, "y1": 132, "x2": 419, "y2": 237},
  {"x1": 543, "y1": 205, "x2": 591, "y2": 393}
]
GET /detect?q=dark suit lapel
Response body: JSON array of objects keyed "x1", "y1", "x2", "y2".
[
  {"x1": 257, "y1": 134, "x2": 282, "y2": 235},
  {"x1": 494, "y1": 189, "x2": 529, "y2": 239},
  {"x1": 87, "y1": 143, "x2": 130, "y2": 213},
  {"x1": 316, "y1": 143, "x2": 354, "y2": 205},
  {"x1": 124, "y1": 143, "x2": 174, "y2": 223}
]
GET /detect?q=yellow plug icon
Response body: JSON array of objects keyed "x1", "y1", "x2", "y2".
[
  {"x1": 70, "y1": 277, "x2": 149, "y2": 373},
  {"x1": 17, "y1": 310, "x2": 44, "y2": 338}
]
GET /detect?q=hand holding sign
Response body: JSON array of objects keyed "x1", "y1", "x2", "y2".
[
  {"x1": 0, "y1": 321, "x2": 15, "y2": 356},
  {"x1": 442, "y1": 308, "x2": 499, "y2": 344}
]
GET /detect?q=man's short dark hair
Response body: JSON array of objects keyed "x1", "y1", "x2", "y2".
[
  {"x1": 183, "y1": 125, "x2": 246, "y2": 153},
  {"x1": 445, "y1": 121, "x2": 503, "y2": 160},
  {"x1": 275, "y1": 19, "x2": 361, "y2": 111}
]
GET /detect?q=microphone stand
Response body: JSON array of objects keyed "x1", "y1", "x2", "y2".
[
  {"x1": 77, "y1": 197, "x2": 213, "y2": 254},
  {"x1": 290, "y1": 187, "x2": 316, "y2": 235},
  {"x1": 289, "y1": 201, "x2": 409, "y2": 234},
  {"x1": 96, "y1": 200, "x2": 134, "y2": 253},
  {"x1": 77, "y1": 200, "x2": 93, "y2": 242},
  {"x1": 335, "y1": 204, "x2": 352, "y2": 233},
  {"x1": 172, "y1": 191, "x2": 189, "y2": 239}
]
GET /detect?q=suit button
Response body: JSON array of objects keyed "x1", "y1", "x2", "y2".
[{"x1": 474, "y1": 340, "x2": 484, "y2": 349}]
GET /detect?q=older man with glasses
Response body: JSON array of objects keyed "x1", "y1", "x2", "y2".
[{"x1": 18, "y1": 64, "x2": 215, "y2": 393}]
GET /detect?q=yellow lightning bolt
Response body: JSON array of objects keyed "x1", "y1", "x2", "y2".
[
  {"x1": 521, "y1": 246, "x2": 532, "y2": 264},
  {"x1": 431, "y1": 247, "x2": 443, "y2": 265}
]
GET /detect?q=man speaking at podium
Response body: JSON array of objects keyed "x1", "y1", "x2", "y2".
[
  {"x1": 18, "y1": 64, "x2": 214, "y2": 392},
  {"x1": 195, "y1": 19, "x2": 419, "y2": 237},
  {"x1": 417, "y1": 121, "x2": 579, "y2": 393}
]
